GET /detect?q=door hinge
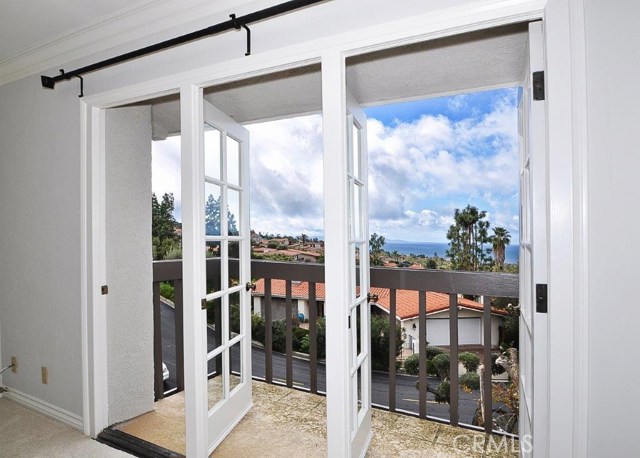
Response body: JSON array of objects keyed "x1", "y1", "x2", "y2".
[
  {"x1": 367, "y1": 292, "x2": 379, "y2": 303},
  {"x1": 201, "y1": 298, "x2": 207, "y2": 311},
  {"x1": 533, "y1": 71, "x2": 545, "y2": 101},
  {"x1": 536, "y1": 283, "x2": 548, "y2": 313},
  {"x1": 245, "y1": 282, "x2": 256, "y2": 292},
  {"x1": 101, "y1": 285, "x2": 108, "y2": 295},
  {"x1": 348, "y1": 315, "x2": 351, "y2": 329}
]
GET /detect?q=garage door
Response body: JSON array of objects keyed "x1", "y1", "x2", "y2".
[{"x1": 427, "y1": 318, "x2": 481, "y2": 346}]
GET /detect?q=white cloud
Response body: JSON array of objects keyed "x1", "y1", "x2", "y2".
[
  {"x1": 247, "y1": 115, "x2": 325, "y2": 236},
  {"x1": 152, "y1": 136, "x2": 182, "y2": 219},
  {"x1": 366, "y1": 92, "x2": 519, "y2": 240},
  {"x1": 151, "y1": 91, "x2": 520, "y2": 242}
]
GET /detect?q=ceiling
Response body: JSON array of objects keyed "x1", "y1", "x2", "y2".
[
  {"x1": 0, "y1": 0, "x2": 143, "y2": 62},
  {"x1": 148, "y1": 22, "x2": 529, "y2": 138}
]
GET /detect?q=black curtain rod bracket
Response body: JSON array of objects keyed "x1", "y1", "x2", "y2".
[
  {"x1": 230, "y1": 14, "x2": 251, "y2": 56},
  {"x1": 41, "y1": 0, "x2": 327, "y2": 93}
]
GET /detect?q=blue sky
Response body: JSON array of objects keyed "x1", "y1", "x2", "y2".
[{"x1": 152, "y1": 87, "x2": 520, "y2": 243}]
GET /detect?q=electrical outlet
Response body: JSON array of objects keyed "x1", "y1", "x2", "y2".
[
  {"x1": 41, "y1": 366, "x2": 48, "y2": 385},
  {"x1": 11, "y1": 356, "x2": 17, "y2": 373}
]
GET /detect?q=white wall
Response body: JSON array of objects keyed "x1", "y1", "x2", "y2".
[
  {"x1": 0, "y1": 74, "x2": 83, "y2": 415},
  {"x1": 584, "y1": 1, "x2": 640, "y2": 455},
  {"x1": 105, "y1": 107, "x2": 154, "y2": 424}
]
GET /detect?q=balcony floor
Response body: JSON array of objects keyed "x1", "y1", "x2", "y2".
[{"x1": 116, "y1": 380, "x2": 518, "y2": 457}]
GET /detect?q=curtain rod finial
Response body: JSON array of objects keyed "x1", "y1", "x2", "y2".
[{"x1": 41, "y1": 75, "x2": 55, "y2": 89}]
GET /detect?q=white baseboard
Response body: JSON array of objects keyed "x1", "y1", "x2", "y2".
[{"x1": 3, "y1": 388, "x2": 83, "y2": 431}]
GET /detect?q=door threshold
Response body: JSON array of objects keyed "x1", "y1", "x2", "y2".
[{"x1": 97, "y1": 427, "x2": 185, "y2": 458}]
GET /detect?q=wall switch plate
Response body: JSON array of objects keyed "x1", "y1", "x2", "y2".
[
  {"x1": 41, "y1": 366, "x2": 48, "y2": 385},
  {"x1": 11, "y1": 356, "x2": 17, "y2": 373}
]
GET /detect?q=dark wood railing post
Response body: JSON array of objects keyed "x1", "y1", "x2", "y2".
[
  {"x1": 214, "y1": 297, "x2": 222, "y2": 377},
  {"x1": 153, "y1": 281, "x2": 164, "y2": 401},
  {"x1": 449, "y1": 293, "x2": 459, "y2": 427},
  {"x1": 388, "y1": 289, "x2": 397, "y2": 412},
  {"x1": 418, "y1": 291, "x2": 427, "y2": 419},
  {"x1": 264, "y1": 279, "x2": 273, "y2": 384},
  {"x1": 309, "y1": 282, "x2": 318, "y2": 394},
  {"x1": 285, "y1": 280, "x2": 293, "y2": 388},
  {"x1": 174, "y1": 280, "x2": 184, "y2": 392},
  {"x1": 482, "y1": 295, "x2": 493, "y2": 433}
]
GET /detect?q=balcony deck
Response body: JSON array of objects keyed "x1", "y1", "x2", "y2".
[{"x1": 116, "y1": 380, "x2": 518, "y2": 457}]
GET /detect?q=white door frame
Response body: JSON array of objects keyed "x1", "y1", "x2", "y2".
[{"x1": 80, "y1": 2, "x2": 585, "y2": 456}]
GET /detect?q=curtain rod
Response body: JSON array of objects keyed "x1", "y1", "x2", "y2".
[{"x1": 41, "y1": 0, "x2": 329, "y2": 96}]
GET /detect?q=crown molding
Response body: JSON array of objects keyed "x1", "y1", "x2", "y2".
[{"x1": 0, "y1": 0, "x2": 264, "y2": 87}]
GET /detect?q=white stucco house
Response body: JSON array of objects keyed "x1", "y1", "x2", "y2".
[{"x1": 369, "y1": 289, "x2": 508, "y2": 350}]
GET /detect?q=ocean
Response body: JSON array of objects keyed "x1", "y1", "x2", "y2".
[{"x1": 384, "y1": 241, "x2": 519, "y2": 264}]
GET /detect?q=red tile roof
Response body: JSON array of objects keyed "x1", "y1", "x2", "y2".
[
  {"x1": 253, "y1": 278, "x2": 326, "y2": 300},
  {"x1": 253, "y1": 279, "x2": 507, "y2": 320}
]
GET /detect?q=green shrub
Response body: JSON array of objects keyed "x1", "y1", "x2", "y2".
[
  {"x1": 300, "y1": 334, "x2": 310, "y2": 354},
  {"x1": 459, "y1": 372, "x2": 480, "y2": 391},
  {"x1": 434, "y1": 380, "x2": 450, "y2": 404},
  {"x1": 403, "y1": 354, "x2": 419, "y2": 375},
  {"x1": 292, "y1": 327, "x2": 308, "y2": 352},
  {"x1": 251, "y1": 313, "x2": 265, "y2": 344},
  {"x1": 426, "y1": 345, "x2": 445, "y2": 360},
  {"x1": 230, "y1": 303, "x2": 240, "y2": 335},
  {"x1": 427, "y1": 359, "x2": 438, "y2": 376},
  {"x1": 298, "y1": 318, "x2": 326, "y2": 360},
  {"x1": 432, "y1": 353, "x2": 450, "y2": 379},
  {"x1": 459, "y1": 352, "x2": 481, "y2": 373},
  {"x1": 271, "y1": 320, "x2": 286, "y2": 353},
  {"x1": 159, "y1": 282, "x2": 175, "y2": 301}
]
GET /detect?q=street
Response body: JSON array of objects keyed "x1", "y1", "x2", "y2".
[{"x1": 160, "y1": 302, "x2": 480, "y2": 424}]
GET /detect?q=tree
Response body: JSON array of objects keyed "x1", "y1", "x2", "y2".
[
  {"x1": 370, "y1": 315, "x2": 405, "y2": 371},
  {"x1": 446, "y1": 205, "x2": 492, "y2": 271},
  {"x1": 369, "y1": 233, "x2": 386, "y2": 266},
  {"x1": 491, "y1": 227, "x2": 511, "y2": 271},
  {"x1": 152, "y1": 192, "x2": 180, "y2": 260},
  {"x1": 205, "y1": 194, "x2": 238, "y2": 236},
  {"x1": 391, "y1": 250, "x2": 401, "y2": 262},
  {"x1": 300, "y1": 233, "x2": 308, "y2": 244}
]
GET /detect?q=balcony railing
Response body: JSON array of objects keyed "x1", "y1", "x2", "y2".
[{"x1": 152, "y1": 259, "x2": 518, "y2": 434}]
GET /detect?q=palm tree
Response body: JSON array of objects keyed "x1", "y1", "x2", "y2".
[
  {"x1": 391, "y1": 250, "x2": 401, "y2": 262},
  {"x1": 491, "y1": 227, "x2": 511, "y2": 271}
]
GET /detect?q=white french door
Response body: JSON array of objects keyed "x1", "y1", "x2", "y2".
[
  {"x1": 346, "y1": 93, "x2": 372, "y2": 458},
  {"x1": 518, "y1": 21, "x2": 548, "y2": 458},
  {"x1": 182, "y1": 87, "x2": 252, "y2": 456}
]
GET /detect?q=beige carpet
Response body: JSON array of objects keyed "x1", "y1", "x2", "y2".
[{"x1": 0, "y1": 397, "x2": 131, "y2": 458}]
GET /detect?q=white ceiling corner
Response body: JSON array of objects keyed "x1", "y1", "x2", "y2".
[{"x1": 0, "y1": 0, "x2": 258, "y2": 87}]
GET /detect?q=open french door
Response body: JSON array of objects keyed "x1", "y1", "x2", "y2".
[
  {"x1": 182, "y1": 86, "x2": 252, "y2": 456},
  {"x1": 346, "y1": 93, "x2": 372, "y2": 457},
  {"x1": 518, "y1": 21, "x2": 548, "y2": 458}
]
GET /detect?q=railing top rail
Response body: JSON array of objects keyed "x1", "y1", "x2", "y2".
[
  {"x1": 370, "y1": 267, "x2": 518, "y2": 298},
  {"x1": 153, "y1": 259, "x2": 518, "y2": 298}
]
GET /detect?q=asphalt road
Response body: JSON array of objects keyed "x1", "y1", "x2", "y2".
[{"x1": 160, "y1": 302, "x2": 480, "y2": 423}]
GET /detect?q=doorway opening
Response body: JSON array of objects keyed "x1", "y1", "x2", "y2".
[{"x1": 92, "y1": 19, "x2": 543, "y2": 458}]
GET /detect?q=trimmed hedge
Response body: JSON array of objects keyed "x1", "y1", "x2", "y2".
[
  {"x1": 459, "y1": 372, "x2": 480, "y2": 390},
  {"x1": 403, "y1": 354, "x2": 420, "y2": 375},
  {"x1": 459, "y1": 351, "x2": 481, "y2": 373}
]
